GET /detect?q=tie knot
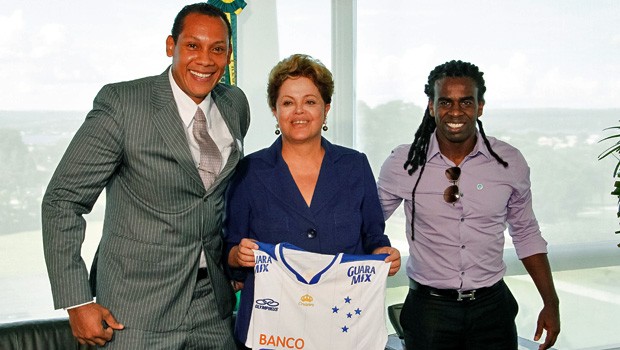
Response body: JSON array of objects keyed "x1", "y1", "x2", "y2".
[{"x1": 194, "y1": 107, "x2": 206, "y2": 122}]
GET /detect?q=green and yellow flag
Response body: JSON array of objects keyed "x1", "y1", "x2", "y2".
[{"x1": 208, "y1": 0, "x2": 247, "y2": 86}]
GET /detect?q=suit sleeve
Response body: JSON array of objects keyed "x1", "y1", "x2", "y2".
[
  {"x1": 237, "y1": 88, "x2": 251, "y2": 138},
  {"x1": 41, "y1": 84, "x2": 124, "y2": 309},
  {"x1": 359, "y1": 153, "x2": 391, "y2": 253},
  {"x1": 223, "y1": 158, "x2": 252, "y2": 281}
]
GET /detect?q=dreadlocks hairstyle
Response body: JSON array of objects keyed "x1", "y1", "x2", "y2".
[{"x1": 403, "y1": 60, "x2": 509, "y2": 240}]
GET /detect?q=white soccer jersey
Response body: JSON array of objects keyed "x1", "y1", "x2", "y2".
[{"x1": 247, "y1": 242, "x2": 390, "y2": 350}]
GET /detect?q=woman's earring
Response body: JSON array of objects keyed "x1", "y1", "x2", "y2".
[
  {"x1": 322, "y1": 122, "x2": 328, "y2": 131},
  {"x1": 275, "y1": 124, "x2": 281, "y2": 135}
]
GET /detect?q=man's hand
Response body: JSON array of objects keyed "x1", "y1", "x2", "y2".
[
  {"x1": 534, "y1": 303, "x2": 560, "y2": 349},
  {"x1": 67, "y1": 303, "x2": 124, "y2": 346},
  {"x1": 231, "y1": 280, "x2": 245, "y2": 292},
  {"x1": 521, "y1": 253, "x2": 560, "y2": 350},
  {"x1": 372, "y1": 246, "x2": 401, "y2": 276}
]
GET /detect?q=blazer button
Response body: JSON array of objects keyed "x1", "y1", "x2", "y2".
[{"x1": 306, "y1": 229, "x2": 317, "y2": 239}]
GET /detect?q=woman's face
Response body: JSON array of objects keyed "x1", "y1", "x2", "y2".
[{"x1": 273, "y1": 76, "x2": 330, "y2": 145}]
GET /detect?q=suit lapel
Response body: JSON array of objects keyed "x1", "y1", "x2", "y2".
[
  {"x1": 208, "y1": 85, "x2": 242, "y2": 193},
  {"x1": 212, "y1": 85, "x2": 242, "y2": 144},
  {"x1": 255, "y1": 139, "x2": 317, "y2": 223},
  {"x1": 307, "y1": 138, "x2": 342, "y2": 214},
  {"x1": 151, "y1": 75, "x2": 245, "y2": 193},
  {"x1": 150, "y1": 70, "x2": 202, "y2": 188}
]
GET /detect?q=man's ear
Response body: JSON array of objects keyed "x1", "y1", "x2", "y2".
[
  {"x1": 166, "y1": 36, "x2": 175, "y2": 57},
  {"x1": 428, "y1": 99, "x2": 435, "y2": 117},
  {"x1": 227, "y1": 43, "x2": 233, "y2": 64}
]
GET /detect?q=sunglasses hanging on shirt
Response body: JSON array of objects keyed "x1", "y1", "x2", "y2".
[{"x1": 444, "y1": 166, "x2": 461, "y2": 204}]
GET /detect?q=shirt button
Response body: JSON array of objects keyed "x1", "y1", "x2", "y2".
[
  {"x1": 460, "y1": 218, "x2": 465, "y2": 222},
  {"x1": 460, "y1": 271, "x2": 465, "y2": 275},
  {"x1": 461, "y1": 245, "x2": 466, "y2": 249},
  {"x1": 306, "y1": 229, "x2": 317, "y2": 239}
]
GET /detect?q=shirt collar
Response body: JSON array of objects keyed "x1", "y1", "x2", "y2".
[
  {"x1": 428, "y1": 129, "x2": 491, "y2": 163},
  {"x1": 168, "y1": 68, "x2": 212, "y2": 128}
]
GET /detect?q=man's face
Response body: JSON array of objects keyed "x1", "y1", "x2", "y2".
[
  {"x1": 429, "y1": 76, "x2": 484, "y2": 147},
  {"x1": 166, "y1": 13, "x2": 231, "y2": 104}
]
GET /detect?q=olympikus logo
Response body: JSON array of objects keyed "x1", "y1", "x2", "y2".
[
  {"x1": 347, "y1": 265, "x2": 376, "y2": 285},
  {"x1": 255, "y1": 298, "x2": 279, "y2": 312},
  {"x1": 255, "y1": 254, "x2": 272, "y2": 273},
  {"x1": 259, "y1": 334, "x2": 305, "y2": 349}
]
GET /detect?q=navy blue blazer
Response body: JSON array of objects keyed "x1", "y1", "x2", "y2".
[{"x1": 224, "y1": 136, "x2": 390, "y2": 343}]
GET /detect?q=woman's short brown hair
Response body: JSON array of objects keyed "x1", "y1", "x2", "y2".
[{"x1": 267, "y1": 54, "x2": 334, "y2": 110}]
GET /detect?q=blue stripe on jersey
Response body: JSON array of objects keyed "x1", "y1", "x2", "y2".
[
  {"x1": 341, "y1": 253, "x2": 388, "y2": 263},
  {"x1": 256, "y1": 241, "x2": 278, "y2": 260},
  {"x1": 255, "y1": 242, "x2": 388, "y2": 284},
  {"x1": 275, "y1": 242, "x2": 340, "y2": 285}
]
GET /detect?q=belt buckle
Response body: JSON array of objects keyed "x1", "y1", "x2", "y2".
[{"x1": 457, "y1": 289, "x2": 476, "y2": 301}]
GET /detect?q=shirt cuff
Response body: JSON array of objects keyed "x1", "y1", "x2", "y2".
[{"x1": 64, "y1": 300, "x2": 95, "y2": 310}]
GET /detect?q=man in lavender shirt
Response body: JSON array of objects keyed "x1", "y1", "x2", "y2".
[{"x1": 377, "y1": 60, "x2": 560, "y2": 350}]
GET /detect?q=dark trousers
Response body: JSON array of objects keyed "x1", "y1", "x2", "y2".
[{"x1": 400, "y1": 280, "x2": 518, "y2": 350}]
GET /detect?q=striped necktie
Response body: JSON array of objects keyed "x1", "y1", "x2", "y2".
[{"x1": 192, "y1": 107, "x2": 222, "y2": 188}]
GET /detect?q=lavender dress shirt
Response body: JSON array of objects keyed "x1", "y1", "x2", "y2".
[{"x1": 378, "y1": 131, "x2": 548, "y2": 290}]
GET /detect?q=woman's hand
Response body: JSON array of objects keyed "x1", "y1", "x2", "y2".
[
  {"x1": 372, "y1": 246, "x2": 401, "y2": 276},
  {"x1": 228, "y1": 238, "x2": 259, "y2": 268}
]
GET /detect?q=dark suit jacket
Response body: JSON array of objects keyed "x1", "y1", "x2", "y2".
[
  {"x1": 223, "y1": 136, "x2": 390, "y2": 342},
  {"x1": 42, "y1": 68, "x2": 250, "y2": 332}
]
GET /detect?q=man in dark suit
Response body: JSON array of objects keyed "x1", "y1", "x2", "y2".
[{"x1": 41, "y1": 3, "x2": 250, "y2": 349}]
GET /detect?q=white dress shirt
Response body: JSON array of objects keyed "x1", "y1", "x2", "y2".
[
  {"x1": 169, "y1": 69, "x2": 234, "y2": 269},
  {"x1": 168, "y1": 69, "x2": 234, "y2": 172}
]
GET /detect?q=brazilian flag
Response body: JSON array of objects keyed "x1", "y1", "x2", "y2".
[{"x1": 207, "y1": 0, "x2": 247, "y2": 86}]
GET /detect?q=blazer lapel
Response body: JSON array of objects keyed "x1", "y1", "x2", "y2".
[
  {"x1": 256, "y1": 138, "x2": 317, "y2": 223},
  {"x1": 212, "y1": 85, "x2": 243, "y2": 148},
  {"x1": 150, "y1": 69, "x2": 202, "y2": 188},
  {"x1": 208, "y1": 85, "x2": 243, "y2": 193},
  {"x1": 307, "y1": 138, "x2": 342, "y2": 214}
]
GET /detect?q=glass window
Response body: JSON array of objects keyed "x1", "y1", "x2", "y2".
[
  {"x1": 356, "y1": 1, "x2": 620, "y2": 348},
  {"x1": 3, "y1": 2, "x2": 619, "y2": 348},
  {"x1": 0, "y1": 0, "x2": 331, "y2": 324},
  {"x1": 0, "y1": 0, "x2": 181, "y2": 323},
  {"x1": 240, "y1": 0, "x2": 331, "y2": 154}
]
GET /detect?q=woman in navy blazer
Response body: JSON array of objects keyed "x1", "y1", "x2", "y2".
[{"x1": 224, "y1": 54, "x2": 401, "y2": 347}]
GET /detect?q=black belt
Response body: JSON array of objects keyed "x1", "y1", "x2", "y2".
[
  {"x1": 409, "y1": 279, "x2": 503, "y2": 301},
  {"x1": 196, "y1": 268, "x2": 208, "y2": 280}
]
